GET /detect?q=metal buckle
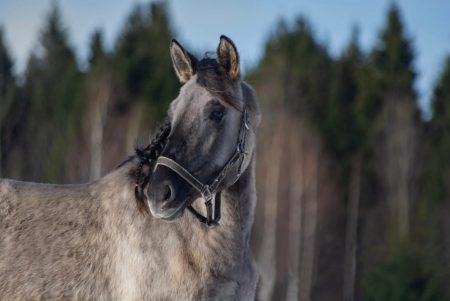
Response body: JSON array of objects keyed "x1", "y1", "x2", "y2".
[
  {"x1": 201, "y1": 185, "x2": 213, "y2": 202},
  {"x1": 156, "y1": 108, "x2": 249, "y2": 227},
  {"x1": 237, "y1": 142, "x2": 243, "y2": 153}
]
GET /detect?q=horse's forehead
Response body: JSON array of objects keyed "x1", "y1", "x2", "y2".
[{"x1": 171, "y1": 79, "x2": 210, "y2": 117}]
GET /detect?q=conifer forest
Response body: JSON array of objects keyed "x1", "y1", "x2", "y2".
[{"x1": 1, "y1": 2, "x2": 450, "y2": 300}]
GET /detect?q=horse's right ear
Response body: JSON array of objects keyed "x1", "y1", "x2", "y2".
[{"x1": 170, "y1": 39, "x2": 197, "y2": 83}]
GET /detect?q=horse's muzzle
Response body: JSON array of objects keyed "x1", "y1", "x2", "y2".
[{"x1": 147, "y1": 165, "x2": 193, "y2": 221}]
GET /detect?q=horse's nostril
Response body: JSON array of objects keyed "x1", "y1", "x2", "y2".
[{"x1": 162, "y1": 185, "x2": 172, "y2": 202}]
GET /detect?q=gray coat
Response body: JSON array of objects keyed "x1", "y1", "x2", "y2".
[
  {"x1": 0, "y1": 35, "x2": 260, "y2": 300},
  {"x1": 0, "y1": 155, "x2": 258, "y2": 300}
]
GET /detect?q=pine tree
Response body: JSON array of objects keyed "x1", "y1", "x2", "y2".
[
  {"x1": 0, "y1": 27, "x2": 13, "y2": 99},
  {"x1": 355, "y1": 4, "x2": 416, "y2": 144},
  {"x1": 84, "y1": 29, "x2": 113, "y2": 181},
  {"x1": 114, "y1": 2, "x2": 177, "y2": 123},
  {"x1": 421, "y1": 54, "x2": 450, "y2": 297},
  {"x1": 326, "y1": 28, "x2": 363, "y2": 161},
  {"x1": 354, "y1": 62, "x2": 382, "y2": 144},
  {"x1": 428, "y1": 56, "x2": 450, "y2": 203},
  {"x1": 353, "y1": 6, "x2": 427, "y2": 299},
  {"x1": 431, "y1": 55, "x2": 450, "y2": 151},
  {"x1": 253, "y1": 17, "x2": 332, "y2": 124},
  {"x1": 372, "y1": 3, "x2": 415, "y2": 91},
  {"x1": 22, "y1": 3, "x2": 82, "y2": 182},
  {"x1": 89, "y1": 30, "x2": 107, "y2": 68},
  {"x1": 0, "y1": 26, "x2": 16, "y2": 177},
  {"x1": 0, "y1": 26, "x2": 14, "y2": 119},
  {"x1": 404, "y1": 56, "x2": 450, "y2": 298}
]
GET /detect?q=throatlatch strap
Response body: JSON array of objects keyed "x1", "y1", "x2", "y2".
[
  {"x1": 187, "y1": 192, "x2": 221, "y2": 225},
  {"x1": 156, "y1": 156, "x2": 221, "y2": 225},
  {"x1": 153, "y1": 108, "x2": 249, "y2": 226}
]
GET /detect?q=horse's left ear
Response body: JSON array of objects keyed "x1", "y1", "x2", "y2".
[
  {"x1": 170, "y1": 39, "x2": 197, "y2": 83},
  {"x1": 217, "y1": 35, "x2": 240, "y2": 81}
]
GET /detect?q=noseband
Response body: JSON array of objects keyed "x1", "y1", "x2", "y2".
[{"x1": 154, "y1": 109, "x2": 250, "y2": 226}]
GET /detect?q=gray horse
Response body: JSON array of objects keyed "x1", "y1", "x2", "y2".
[{"x1": 0, "y1": 35, "x2": 260, "y2": 300}]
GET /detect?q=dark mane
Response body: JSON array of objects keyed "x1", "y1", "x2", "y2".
[{"x1": 196, "y1": 58, "x2": 241, "y2": 110}]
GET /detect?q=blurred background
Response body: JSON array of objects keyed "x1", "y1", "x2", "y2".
[{"x1": 1, "y1": 0, "x2": 450, "y2": 300}]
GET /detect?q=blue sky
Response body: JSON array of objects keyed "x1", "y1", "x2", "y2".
[{"x1": 0, "y1": 0, "x2": 449, "y2": 116}]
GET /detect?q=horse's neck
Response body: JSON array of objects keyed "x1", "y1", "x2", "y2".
[
  {"x1": 102, "y1": 157, "x2": 256, "y2": 298},
  {"x1": 189, "y1": 153, "x2": 256, "y2": 231},
  {"x1": 180, "y1": 154, "x2": 257, "y2": 263},
  {"x1": 221, "y1": 154, "x2": 257, "y2": 240},
  {"x1": 105, "y1": 154, "x2": 256, "y2": 245}
]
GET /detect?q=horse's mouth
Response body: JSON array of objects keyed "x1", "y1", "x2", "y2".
[
  {"x1": 160, "y1": 193, "x2": 201, "y2": 221},
  {"x1": 149, "y1": 195, "x2": 192, "y2": 222},
  {"x1": 159, "y1": 204, "x2": 186, "y2": 221},
  {"x1": 147, "y1": 188, "x2": 199, "y2": 222}
]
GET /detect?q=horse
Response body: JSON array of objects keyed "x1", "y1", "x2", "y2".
[{"x1": 0, "y1": 35, "x2": 261, "y2": 300}]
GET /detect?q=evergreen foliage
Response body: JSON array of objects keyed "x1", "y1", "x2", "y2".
[
  {"x1": 253, "y1": 17, "x2": 332, "y2": 131},
  {"x1": 364, "y1": 255, "x2": 444, "y2": 301},
  {"x1": 325, "y1": 28, "x2": 362, "y2": 161},
  {"x1": 22, "y1": 3, "x2": 82, "y2": 181},
  {"x1": 0, "y1": 26, "x2": 16, "y2": 176},
  {"x1": 89, "y1": 30, "x2": 107, "y2": 68},
  {"x1": 0, "y1": 26, "x2": 14, "y2": 98},
  {"x1": 0, "y1": 2, "x2": 449, "y2": 299},
  {"x1": 114, "y1": 2, "x2": 177, "y2": 122},
  {"x1": 371, "y1": 4, "x2": 416, "y2": 91},
  {"x1": 428, "y1": 56, "x2": 450, "y2": 202}
]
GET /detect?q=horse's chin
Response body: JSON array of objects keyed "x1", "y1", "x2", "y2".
[
  {"x1": 159, "y1": 206, "x2": 185, "y2": 222},
  {"x1": 157, "y1": 194, "x2": 199, "y2": 222},
  {"x1": 147, "y1": 200, "x2": 186, "y2": 222},
  {"x1": 147, "y1": 190, "x2": 198, "y2": 222}
]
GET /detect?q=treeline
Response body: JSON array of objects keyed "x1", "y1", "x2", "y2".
[
  {"x1": 0, "y1": 2, "x2": 450, "y2": 301},
  {"x1": 249, "y1": 4, "x2": 450, "y2": 301},
  {"x1": 0, "y1": 2, "x2": 177, "y2": 182}
]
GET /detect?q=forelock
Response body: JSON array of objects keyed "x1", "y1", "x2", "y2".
[{"x1": 196, "y1": 58, "x2": 241, "y2": 110}]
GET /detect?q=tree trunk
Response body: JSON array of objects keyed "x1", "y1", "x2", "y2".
[
  {"x1": 286, "y1": 126, "x2": 303, "y2": 301},
  {"x1": 89, "y1": 78, "x2": 110, "y2": 181},
  {"x1": 257, "y1": 122, "x2": 283, "y2": 301},
  {"x1": 299, "y1": 150, "x2": 319, "y2": 301},
  {"x1": 343, "y1": 155, "x2": 361, "y2": 301}
]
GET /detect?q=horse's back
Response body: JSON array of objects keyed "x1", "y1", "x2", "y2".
[{"x1": 0, "y1": 178, "x2": 112, "y2": 299}]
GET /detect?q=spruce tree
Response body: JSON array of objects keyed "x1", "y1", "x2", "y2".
[
  {"x1": 326, "y1": 28, "x2": 362, "y2": 161},
  {"x1": 88, "y1": 30, "x2": 107, "y2": 68},
  {"x1": 355, "y1": 4, "x2": 418, "y2": 144},
  {"x1": 372, "y1": 3, "x2": 415, "y2": 91},
  {"x1": 428, "y1": 56, "x2": 450, "y2": 202},
  {"x1": 0, "y1": 26, "x2": 15, "y2": 177},
  {"x1": 22, "y1": 3, "x2": 82, "y2": 182},
  {"x1": 0, "y1": 27, "x2": 13, "y2": 99},
  {"x1": 431, "y1": 55, "x2": 450, "y2": 147},
  {"x1": 114, "y1": 2, "x2": 177, "y2": 123},
  {"x1": 0, "y1": 26, "x2": 14, "y2": 119},
  {"x1": 84, "y1": 30, "x2": 113, "y2": 181},
  {"x1": 254, "y1": 17, "x2": 332, "y2": 124}
]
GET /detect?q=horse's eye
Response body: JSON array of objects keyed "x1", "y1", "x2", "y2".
[{"x1": 210, "y1": 109, "x2": 224, "y2": 123}]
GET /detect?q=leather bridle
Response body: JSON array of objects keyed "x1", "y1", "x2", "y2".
[{"x1": 154, "y1": 109, "x2": 250, "y2": 226}]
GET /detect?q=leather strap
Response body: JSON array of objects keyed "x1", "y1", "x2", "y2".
[
  {"x1": 156, "y1": 157, "x2": 206, "y2": 196},
  {"x1": 186, "y1": 192, "x2": 221, "y2": 226},
  {"x1": 153, "y1": 108, "x2": 249, "y2": 226}
]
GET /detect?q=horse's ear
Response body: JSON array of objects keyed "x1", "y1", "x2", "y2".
[
  {"x1": 170, "y1": 39, "x2": 197, "y2": 83},
  {"x1": 217, "y1": 35, "x2": 240, "y2": 81}
]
